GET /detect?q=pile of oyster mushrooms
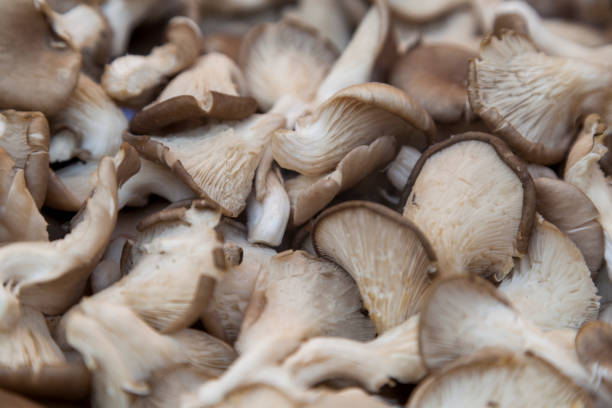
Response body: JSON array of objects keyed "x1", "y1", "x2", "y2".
[{"x1": 3, "y1": 0, "x2": 612, "y2": 406}]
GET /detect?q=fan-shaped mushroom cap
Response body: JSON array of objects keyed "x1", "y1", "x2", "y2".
[
  {"x1": 239, "y1": 19, "x2": 338, "y2": 113},
  {"x1": 534, "y1": 177, "x2": 604, "y2": 272},
  {"x1": 0, "y1": 147, "x2": 47, "y2": 243},
  {"x1": 498, "y1": 214, "x2": 599, "y2": 330},
  {"x1": 0, "y1": 144, "x2": 138, "y2": 316},
  {"x1": 273, "y1": 83, "x2": 435, "y2": 177},
  {"x1": 402, "y1": 132, "x2": 535, "y2": 280},
  {"x1": 126, "y1": 113, "x2": 285, "y2": 216},
  {"x1": 50, "y1": 74, "x2": 127, "y2": 161},
  {"x1": 103, "y1": 16, "x2": 202, "y2": 108},
  {"x1": 468, "y1": 30, "x2": 612, "y2": 164},
  {"x1": 95, "y1": 200, "x2": 227, "y2": 333},
  {"x1": 407, "y1": 350, "x2": 591, "y2": 408},
  {"x1": 575, "y1": 320, "x2": 612, "y2": 395},
  {"x1": 0, "y1": 0, "x2": 81, "y2": 116},
  {"x1": 0, "y1": 110, "x2": 50, "y2": 208},
  {"x1": 283, "y1": 314, "x2": 425, "y2": 391},
  {"x1": 312, "y1": 201, "x2": 436, "y2": 333},
  {"x1": 287, "y1": 136, "x2": 397, "y2": 226},
  {"x1": 390, "y1": 44, "x2": 475, "y2": 123},
  {"x1": 130, "y1": 53, "x2": 257, "y2": 134}
]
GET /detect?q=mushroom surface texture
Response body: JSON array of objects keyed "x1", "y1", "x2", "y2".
[{"x1": 402, "y1": 132, "x2": 535, "y2": 280}]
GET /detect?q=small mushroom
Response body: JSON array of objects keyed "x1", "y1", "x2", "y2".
[
  {"x1": 129, "y1": 53, "x2": 257, "y2": 134},
  {"x1": 272, "y1": 82, "x2": 435, "y2": 177},
  {"x1": 0, "y1": 110, "x2": 50, "y2": 208},
  {"x1": 468, "y1": 30, "x2": 612, "y2": 164},
  {"x1": 0, "y1": 0, "x2": 81, "y2": 116},
  {"x1": 498, "y1": 214, "x2": 600, "y2": 330},
  {"x1": 312, "y1": 201, "x2": 436, "y2": 333},
  {"x1": 0, "y1": 147, "x2": 48, "y2": 243},
  {"x1": 126, "y1": 113, "x2": 285, "y2": 216},
  {"x1": 534, "y1": 177, "x2": 604, "y2": 273},
  {"x1": 407, "y1": 349, "x2": 591, "y2": 407},
  {"x1": 401, "y1": 132, "x2": 535, "y2": 280},
  {"x1": 102, "y1": 16, "x2": 202, "y2": 108}
]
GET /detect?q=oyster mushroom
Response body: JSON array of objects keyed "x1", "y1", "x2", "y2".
[
  {"x1": 312, "y1": 201, "x2": 436, "y2": 333},
  {"x1": 401, "y1": 132, "x2": 535, "y2": 280},
  {"x1": 102, "y1": 16, "x2": 202, "y2": 108},
  {"x1": 386, "y1": 145, "x2": 421, "y2": 192},
  {"x1": 0, "y1": 0, "x2": 81, "y2": 115},
  {"x1": 129, "y1": 53, "x2": 257, "y2": 134},
  {"x1": 575, "y1": 320, "x2": 612, "y2": 396},
  {"x1": 126, "y1": 113, "x2": 285, "y2": 216},
  {"x1": 468, "y1": 30, "x2": 612, "y2": 164},
  {"x1": 0, "y1": 110, "x2": 50, "y2": 208}
]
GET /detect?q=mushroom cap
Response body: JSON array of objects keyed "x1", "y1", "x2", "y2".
[
  {"x1": 386, "y1": 145, "x2": 421, "y2": 191},
  {"x1": 407, "y1": 350, "x2": 591, "y2": 408},
  {"x1": 388, "y1": 0, "x2": 468, "y2": 22},
  {"x1": 498, "y1": 214, "x2": 600, "y2": 330},
  {"x1": 0, "y1": 110, "x2": 50, "y2": 208},
  {"x1": 0, "y1": 388, "x2": 45, "y2": 408},
  {"x1": 534, "y1": 177, "x2": 604, "y2": 272},
  {"x1": 239, "y1": 19, "x2": 338, "y2": 111},
  {"x1": 126, "y1": 113, "x2": 285, "y2": 217},
  {"x1": 272, "y1": 82, "x2": 436, "y2": 176},
  {"x1": 130, "y1": 53, "x2": 257, "y2": 134},
  {"x1": 401, "y1": 132, "x2": 535, "y2": 280},
  {"x1": 390, "y1": 43, "x2": 476, "y2": 123},
  {"x1": 312, "y1": 201, "x2": 436, "y2": 333},
  {"x1": 575, "y1": 320, "x2": 612, "y2": 390},
  {"x1": 0, "y1": 0, "x2": 81, "y2": 115},
  {"x1": 286, "y1": 135, "x2": 398, "y2": 226},
  {"x1": 132, "y1": 366, "x2": 211, "y2": 408},
  {"x1": 468, "y1": 30, "x2": 612, "y2": 164}
]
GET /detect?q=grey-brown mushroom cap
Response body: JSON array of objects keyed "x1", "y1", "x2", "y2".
[
  {"x1": 390, "y1": 43, "x2": 476, "y2": 123},
  {"x1": 401, "y1": 132, "x2": 536, "y2": 280},
  {"x1": 312, "y1": 201, "x2": 436, "y2": 333},
  {"x1": 535, "y1": 177, "x2": 604, "y2": 272},
  {"x1": 575, "y1": 320, "x2": 612, "y2": 384},
  {"x1": 407, "y1": 349, "x2": 592, "y2": 408},
  {"x1": 0, "y1": 388, "x2": 45, "y2": 407},
  {"x1": 0, "y1": 0, "x2": 81, "y2": 115}
]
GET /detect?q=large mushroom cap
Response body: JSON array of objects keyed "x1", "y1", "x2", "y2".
[
  {"x1": 407, "y1": 350, "x2": 591, "y2": 408},
  {"x1": 402, "y1": 132, "x2": 535, "y2": 280},
  {"x1": 0, "y1": 0, "x2": 81, "y2": 115},
  {"x1": 312, "y1": 201, "x2": 436, "y2": 333}
]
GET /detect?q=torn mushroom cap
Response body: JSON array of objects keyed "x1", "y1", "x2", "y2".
[
  {"x1": 273, "y1": 82, "x2": 435, "y2": 177},
  {"x1": 390, "y1": 43, "x2": 475, "y2": 123},
  {"x1": 0, "y1": 147, "x2": 48, "y2": 243},
  {"x1": 498, "y1": 214, "x2": 600, "y2": 330},
  {"x1": 534, "y1": 177, "x2": 604, "y2": 273},
  {"x1": 126, "y1": 113, "x2": 285, "y2": 217},
  {"x1": 193, "y1": 250, "x2": 375, "y2": 406},
  {"x1": 0, "y1": 110, "x2": 50, "y2": 208},
  {"x1": 50, "y1": 73, "x2": 127, "y2": 161},
  {"x1": 102, "y1": 16, "x2": 201, "y2": 108},
  {"x1": 284, "y1": 314, "x2": 425, "y2": 391},
  {"x1": 407, "y1": 349, "x2": 591, "y2": 408},
  {"x1": 201, "y1": 219, "x2": 276, "y2": 344},
  {"x1": 239, "y1": 19, "x2": 338, "y2": 112},
  {"x1": 65, "y1": 299, "x2": 232, "y2": 408},
  {"x1": 312, "y1": 201, "x2": 436, "y2": 333},
  {"x1": 0, "y1": 0, "x2": 81, "y2": 115},
  {"x1": 96, "y1": 200, "x2": 227, "y2": 333},
  {"x1": 402, "y1": 132, "x2": 535, "y2": 280},
  {"x1": 575, "y1": 320, "x2": 612, "y2": 392},
  {"x1": 130, "y1": 53, "x2": 257, "y2": 134},
  {"x1": 0, "y1": 144, "x2": 138, "y2": 316},
  {"x1": 468, "y1": 30, "x2": 612, "y2": 164},
  {"x1": 287, "y1": 136, "x2": 397, "y2": 226}
]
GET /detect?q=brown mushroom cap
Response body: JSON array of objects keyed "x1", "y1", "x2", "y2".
[
  {"x1": 273, "y1": 82, "x2": 436, "y2": 177},
  {"x1": 0, "y1": 110, "x2": 50, "y2": 208},
  {"x1": 534, "y1": 177, "x2": 604, "y2": 272},
  {"x1": 312, "y1": 201, "x2": 436, "y2": 333},
  {"x1": 401, "y1": 132, "x2": 535, "y2": 280},
  {"x1": 0, "y1": 0, "x2": 81, "y2": 115},
  {"x1": 130, "y1": 53, "x2": 257, "y2": 134},
  {"x1": 407, "y1": 350, "x2": 591, "y2": 408},
  {"x1": 0, "y1": 388, "x2": 45, "y2": 407},
  {"x1": 390, "y1": 43, "x2": 476, "y2": 123},
  {"x1": 575, "y1": 320, "x2": 612, "y2": 392}
]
